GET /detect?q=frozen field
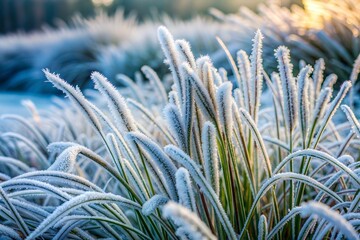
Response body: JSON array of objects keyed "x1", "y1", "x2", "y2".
[{"x1": 0, "y1": 92, "x2": 52, "y2": 115}]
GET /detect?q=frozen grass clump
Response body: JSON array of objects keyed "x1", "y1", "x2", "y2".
[
  {"x1": 0, "y1": 12, "x2": 222, "y2": 94},
  {"x1": 0, "y1": 26, "x2": 359, "y2": 239},
  {"x1": 99, "y1": 16, "x2": 223, "y2": 83},
  {"x1": 212, "y1": 0, "x2": 360, "y2": 96}
]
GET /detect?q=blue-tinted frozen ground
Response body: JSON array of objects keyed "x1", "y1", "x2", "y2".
[{"x1": 0, "y1": 92, "x2": 52, "y2": 115}]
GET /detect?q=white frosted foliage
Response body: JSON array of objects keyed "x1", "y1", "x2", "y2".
[
  {"x1": 341, "y1": 105, "x2": 360, "y2": 138},
  {"x1": 91, "y1": 71, "x2": 137, "y2": 132},
  {"x1": 300, "y1": 201, "x2": 359, "y2": 240},
  {"x1": 175, "y1": 167, "x2": 196, "y2": 212},
  {"x1": 127, "y1": 132, "x2": 178, "y2": 201},
  {"x1": 275, "y1": 46, "x2": 298, "y2": 133},
  {"x1": 202, "y1": 121, "x2": 220, "y2": 195},
  {"x1": 163, "y1": 201, "x2": 216, "y2": 240},
  {"x1": 216, "y1": 82, "x2": 234, "y2": 138},
  {"x1": 142, "y1": 195, "x2": 169, "y2": 216}
]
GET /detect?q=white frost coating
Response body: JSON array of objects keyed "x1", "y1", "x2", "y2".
[
  {"x1": 1, "y1": 114, "x2": 47, "y2": 149},
  {"x1": 43, "y1": 69, "x2": 103, "y2": 134},
  {"x1": 197, "y1": 60, "x2": 214, "y2": 86},
  {"x1": 175, "y1": 168, "x2": 196, "y2": 212},
  {"x1": 158, "y1": 26, "x2": 183, "y2": 102},
  {"x1": 274, "y1": 46, "x2": 298, "y2": 133},
  {"x1": 47, "y1": 142, "x2": 76, "y2": 154},
  {"x1": 10, "y1": 171, "x2": 102, "y2": 193},
  {"x1": 307, "y1": 77, "x2": 315, "y2": 111},
  {"x1": 196, "y1": 56, "x2": 213, "y2": 86},
  {"x1": 91, "y1": 71, "x2": 137, "y2": 133},
  {"x1": 233, "y1": 89, "x2": 243, "y2": 110},
  {"x1": 196, "y1": 56, "x2": 212, "y2": 71},
  {"x1": 0, "y1": 156, "x2": 32, "y2": 173},
  {"x1": 1, "y1": 178, "x2": 72, "y2": 203},
  {"x1": 272, "y1": 149, "x2": 360, "y2": 187},
  {"x1": 164, "y1": 145, "x2": 237, "y2": 240},
  {"x1": 341, "y1": 105, "x2": 360, "y2": 138},
  {"x1": 180, "y1": 63, "x2": 195, "y2": 150},
  {"x1": 219, "y1": 68, "x2": 228, "y2": 83},
  {"x1": 175, "y1": 227, "x2": 192, "y2": 240},
  {"x1": 181, "y1": 62, "x2": 216, "y2": 121},
  {"x1": 0, "y1": 186, "x2": 30, "y2": 236},
  {"x1": 249, "y1": 29, "x2": 263, "y2": 123},
  {"x1": 127, "y1": 132, "x2": 178, "y2": 201},
  {"x1": 2, "y1": 132, "x2": 48, "y2": 168},
  {"x1": 163, "y1": 201, "x2": 216, "y2": 240},
  {"x1": 309, "y1": 87, "x2": 332, "y2": 127},
  {"x1": 322, "y1": 73, "x2": 337, "y2": 89},
  {"x1": 238, "y1": 172, "x2": 342, "y2": 239},
  {"x1": 164, "y1": 103, "x2": 187, "y2": 150},
  {"x1": 202, "y1": 62, "x2": 217, "y2": 107},
  {"x1": 297, "y1": 65, "x2": 313, "y2": 144},
  {"x1": 312, "y1": 81, "x2": 352, "y2": 148},
  {"x1": 142, "y1": 194, "x2": 169, "y2": 216},
  {"x1": 337, "y1": 155, "x2": 355, "y2": 166},
  {"x1": 237, "y1": 50, "x2": 251, "y2": 112},
  {"x1": 26, "y1": 192, "x2": 141, "y2": 240},
  {"x1": 349, "y1": 53, "x2": 360, "y2": 106},
  {"x1": 212, "y1": 67, "x2": 223, "y2": 87},
  {"x1": 258, "y1": 215, "x2": 268, "y2": 240},
  {"x1": 175, "y1": 39, "x2": 196, "y2": 70},
  {"x1": 216, "y1": 82, "x2": 233, "y2": 138},
  {"x1": 300, "y1": 201, "x2": 359, "y2": 240},
  {"x1": 350, "y1": 54, "x2": 360, "y2": 85},
  {"x1": 0, "y1": 224, "x2": 21, "y2": 240},
  {"x1": 312, "y1": 58, "x2": 325, "y2": 98},
  {"x1": 202, "y1": 122, "x2": 219, "y2": 195},
  {"x1": 169, "y1": 90, "x2": 180, "y2": 108},
  {"x1": 48, "y1": 146, "x2": 81, "y2": 172}
]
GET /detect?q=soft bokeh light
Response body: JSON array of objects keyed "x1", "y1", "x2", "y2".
[
  {"x1": 92, "y1": 0, "x2": 114, "y2": 7},
  {"x1": 300, "y1": 0, "x2": 330, "y2": 29},
  {"x1": 301, "y1": 0, "x2": 359, "y2": 36}
]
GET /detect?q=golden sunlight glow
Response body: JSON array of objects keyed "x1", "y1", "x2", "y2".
[
  {"x1": 92, "y1": 0, "x2": 114, "y2": 7},
  {"x1": 301, "y1": 0, "x2": 331, "y2": 29},
  {"x1": 300, "y1": 0, "x2": 359, "y2": 36}
]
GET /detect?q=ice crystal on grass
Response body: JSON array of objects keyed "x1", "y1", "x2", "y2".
[
  {"x1": 342, "y1": 105, "x2": 360, "y2": 138},
  {"x1": 297, "y1": 65, "x2": 312, "y2": 144},
  {"x1": 91, "y1": 71, "x2": 137, "y2": 133},
  {"x1": 163, "y1": 202, "x2": 216, "y2": 240},
  {"x1": 275, "y1": 46, "x2": 298, "y2": 134},
  {"x1": 175, "y1": 168, "x2": 196, "y2": 212},
  {"x1": 202, "y1": 122, "x2": 219, "y2": 195},
  {"x1": 300, "y1": 201, "x2": 359, "y2": 240},
  {"x1": 142, "y1": 194, "x2": 168, "y2": 216}
]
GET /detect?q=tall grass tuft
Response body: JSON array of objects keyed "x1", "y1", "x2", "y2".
[{"x1": 212, "y1": 0, "x2": 360, "y2": 98}]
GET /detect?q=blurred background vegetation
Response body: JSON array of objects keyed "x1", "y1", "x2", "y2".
[{"x1": 0, "y1": 0, "x2": 297, "y2": 34}]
